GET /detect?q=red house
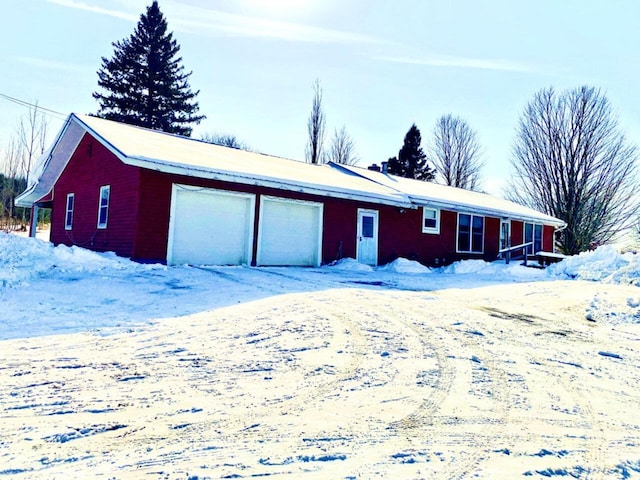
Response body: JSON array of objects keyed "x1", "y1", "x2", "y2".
[{"x1": 17, "y1": 114, "x2": 565, "y2": 267}]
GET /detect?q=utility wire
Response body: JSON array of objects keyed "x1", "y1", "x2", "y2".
[{"x1": 0, "y1": 93, "x2": 68, "y2": 121}]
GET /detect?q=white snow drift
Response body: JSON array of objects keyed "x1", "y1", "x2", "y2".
[{"x1": 1, "y1": 233, "x2": 640, "y2": 478}]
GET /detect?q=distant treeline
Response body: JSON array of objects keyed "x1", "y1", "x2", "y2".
[{"x1": 0, "y1": 174, "x2": 28, "y2": 231}]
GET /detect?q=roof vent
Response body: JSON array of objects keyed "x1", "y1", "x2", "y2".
[
  {"x1": 381, "y1": 161, "x2": 388, "y2": 174},
  {"x1": 367, "y1": 164, "x2": 381, "y2": 172}
]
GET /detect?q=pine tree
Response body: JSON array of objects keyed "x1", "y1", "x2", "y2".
[
  {"x1": 387, "y1": 124, "x2": 435, "y2": 181},
  {"x1": 93, "y1": 1, "x2": 204, "y2": 136}
]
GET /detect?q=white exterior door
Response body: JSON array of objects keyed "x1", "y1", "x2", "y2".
[
  {"x1": 257, "y1": 196, "x2": 323, "y2": 267},
  {"x1": 167, "y1": 184, "x2": 255, "y2": 266},
  {"x1": 356, "y1": 208, "x2": 378, "y2": 266}
]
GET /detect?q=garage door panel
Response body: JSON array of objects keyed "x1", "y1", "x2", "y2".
[
  {"x1": 258, "y1": 197, "x2": 322, "y2": 267},
  {"x1": 168, "y1": 185, "x2": 254, "y2": 266}
]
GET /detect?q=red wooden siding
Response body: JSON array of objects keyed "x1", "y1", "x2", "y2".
[
  {"x1": 50, "y1": 134, "x2": 141, "y2": 257},
  {"x1": 511, "y1": 220, "x2": 524, "y2": 247},
  {"x1": 543, "y1": 225, "x2": 555, "y2": 252},
  {"x1": 132, "y1": 169, "x2": 508, "y2": 266},
  {"x1": 484, "y1": 216, "x2": 500, "y2": 259},
  {"x1": 49, "y1": 134, "x2": 559, "y2": 266}
]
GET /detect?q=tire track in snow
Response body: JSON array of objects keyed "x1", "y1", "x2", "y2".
[
  {"x1": 386, "y1": 299, "x2": 513, "y2": 479},
  {"x1": 528, "y1": 349, "x2": 609, "y2": 479}
]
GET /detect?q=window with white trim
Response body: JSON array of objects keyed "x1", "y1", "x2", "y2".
[
  {"x1": 457, "y1": 213, "x2": 484, "y2": 253},
  {"x1": 524, "y1": 223, "x2": 543, "y2": 255},
  {"x1": 65, "y1": 193, "x2": 74, "y2": 230},
  {"x1": 422, "y1": 207, "x2": 440, "y2": 234},
  {"x1": 97, "y1": 185, "x2": 110, "y2": 229}
]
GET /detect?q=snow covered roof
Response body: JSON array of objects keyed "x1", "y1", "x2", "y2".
[
  {"x1": 17, "y1": 113, "x2": 564, "y2": 227},
  {"x1": 17, "y1": 114, "x2": 410, "y2": 208},
  {"x1": 337, "y1": 164, "x2": 566, "y2": 227}
]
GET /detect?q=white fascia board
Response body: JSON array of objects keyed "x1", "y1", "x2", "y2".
[
  {"x1": 408, "y1": 194, "x2": 566, "y2": 228},
  {"x1": 15, "y1": 116, "x2": 85, "y2": 207},
  {"x1": 72, "y1": 116, "x2": 413, "y2": 208},
  {"x1": 123, "y1": 155, "x2": 413, "y2": 208}
]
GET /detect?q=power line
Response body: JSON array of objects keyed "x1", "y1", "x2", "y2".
[{"x1": 0, "y1": 93, "x2": 68, "y2": 121}]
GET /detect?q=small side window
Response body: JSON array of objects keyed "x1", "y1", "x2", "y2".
[
  {"x1": 97, "y1": 185, "x2": 110, "y2": 229},
  {"x1": 65, "y1": 193, "x2": 74, "y2": 230},
  {"x1": 422, "y1": 207, "x2": 440, "y2": 234}
]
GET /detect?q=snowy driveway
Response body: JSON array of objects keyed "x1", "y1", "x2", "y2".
[{"x1": 2, "y1": 279, "x2": 640, "y2": 478}]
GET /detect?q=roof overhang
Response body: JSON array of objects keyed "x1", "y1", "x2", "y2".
[
  {"x1": 407, "y1": 194, "x2": 567, "y2": 228},
  {"x1": 16, "y1": 114, "x2": 413, "y2": 210},
  {"x1": 123, "y1": 155, "x2": 412, "y2": 208},
  {"x1": 15, "y1": 117, "x2": 85, "y2": 208},
  {"x1": 334, "y1": 164, "x2": 566, "y2": 229}
]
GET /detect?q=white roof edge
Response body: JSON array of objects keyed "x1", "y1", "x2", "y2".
[
  {"x1": 124, "y1": 156, "x2": 412, "y2": 208},
  {"x1": 70, "y1": 115, "x2": 412, "y2": 208},
  {"x1": 15, "y1": 115, "x2": 78, "y2": 207},
  {"x1": 70, "y1": 114, "x2": 128, "y2": 162},
  {"x1": 408, "y1": 195, "x2": 566, "y2": 227},
  {"x1": 334, "y1": 163, "x2": 566, "y2": 228},
  {"x1": 14, "y1": 184, "x2": 38, "y2": 207}
]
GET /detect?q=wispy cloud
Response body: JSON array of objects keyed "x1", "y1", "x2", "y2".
[
  {"x1": 375, "y1": 54, "x2": 536, "y2": 73},
  {"x1": 163, "y1": 1, "x2": 380, "y2": 45},
  {"x1": 13, "y1": 56, "x2": 94, "y2": 75},
  {"x1": 46, "y1": 0, "x2": 380, "y2": 46},
  {"x1": 45, "y1": 0, "x2": 138, "y2": 22}
]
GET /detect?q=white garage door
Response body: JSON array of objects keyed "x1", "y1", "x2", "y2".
[
  {"x1": 167, "y1": 184, "x2": 255, "y2": 266},
  {"x1": 257, "y1": 196, "x2": 323, "y2": 267}
]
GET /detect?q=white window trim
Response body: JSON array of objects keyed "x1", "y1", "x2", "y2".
[
  {"x1": 65, "y1": 193, "x2": 74, "y2": 230},
  {"x1": 456, "y1": 212, "x2": 485, "y2": 254},
  {"x1": 97, "y1": 185, "x2": 110, "y2": 229},
  {"x1": 422, "y1": 207, "x2": 440, "y2": 234}
]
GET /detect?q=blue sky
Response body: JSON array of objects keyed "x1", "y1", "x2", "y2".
[{"x1": 1, "y1": 0, "x2": 639, "y2": 195}]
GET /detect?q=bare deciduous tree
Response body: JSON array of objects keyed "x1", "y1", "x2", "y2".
[
  {"x1": 0, "y1": 102, "x2": 49, "y2": 230},
  {"x1": 327, "y1": 126, "x2": 358, "y2": 165},
  {"x1": 509, "y1": 86, "x2": 638, "y2": 254},
  {"x1": 18, "y1": 101, "x2": 48, "y2": 183},
  {"x1": 201, "y1": 132, "x2": 251, "y2": 151},
  {"x1": 430, "y1": 114, "x2": 483, "y2": 190},
  {"x1": 305, "y1": 79, "x2": 326, "y2": 164}
]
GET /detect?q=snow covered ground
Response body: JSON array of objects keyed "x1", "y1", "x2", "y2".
[{"x1": 1, "y1": 232, "x2": 640, "y2": 478}]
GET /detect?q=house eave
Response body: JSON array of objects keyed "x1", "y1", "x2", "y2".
[
  {"x1": 123, "y1": 156, "x2": 413, "y2": 208},
  {"x1": 408, "y1": 195, "x2": 566, "y2": 228}
]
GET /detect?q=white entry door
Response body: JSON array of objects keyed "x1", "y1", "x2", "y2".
[{"x1": 356, "y1": 208, "x2": 379, "y2": 266}]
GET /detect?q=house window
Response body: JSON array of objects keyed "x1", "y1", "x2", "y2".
[
  {"x1": 97, "y1": 185, "x2": 110, "y2": 229},
  {"x1": 422, "y1": 207, "x2": 440, "y2": 234},
  {"x1": 457, "y1": 213, "x2": 484, "y2": 253},
  {"x1": 524, "y1": 223, "x2": 543, "y2": 255},
  {"x1": 362, "y1": 215, "x2": 374, "y2": 238},
  {"x1": 65, "y1": 193, "x2": 74, "y2": 230}
]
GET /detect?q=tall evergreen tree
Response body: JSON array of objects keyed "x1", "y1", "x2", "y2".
[
  {"x1": 93, "y1": 1, "x2": 204, "y2": 136},
  {"x1": 387, "y1": 124, "x2": 435, "y2": 181}
]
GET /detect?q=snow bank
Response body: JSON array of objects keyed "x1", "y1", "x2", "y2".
[
  {"x1": 549, "y1": 245, "x2": 640, "y2": 285},
  {"x1": 0, "y1": 232, "x2": 152, "y2": 287},
  {"x1": 326, "y1": 257, "x2": 374, "y2": 272},
  {"x1": 441, "y1": 259, "x2": 547, "y2": 281},
  {"x1": 379, "y1": 258, "x2": 431, "y2": 274}
]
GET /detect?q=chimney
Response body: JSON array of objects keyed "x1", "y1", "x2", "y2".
[
  {"x1": 381, "y1": 161, "x2": 388, "y2": 174},
  {"x1": 367, "y1": 164, "x2": 381, "y2": 172}
]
